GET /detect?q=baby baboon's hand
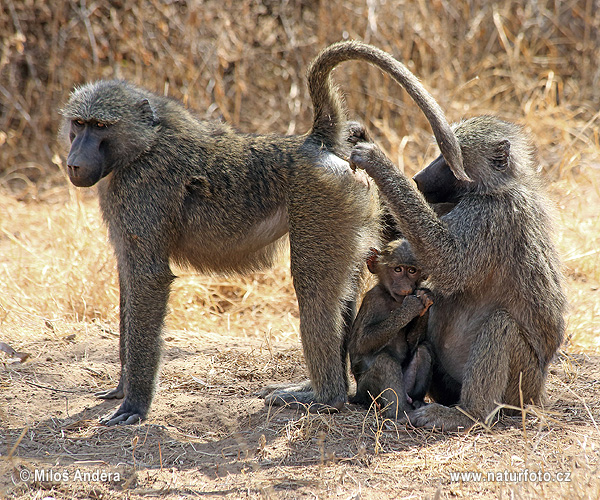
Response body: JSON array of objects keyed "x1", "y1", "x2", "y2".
[{"x1": 415, "y1": 288, "x2": 433, "y2": 316}]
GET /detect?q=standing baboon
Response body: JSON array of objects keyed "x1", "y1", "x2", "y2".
[
  {"x1": 61, "y1": 77, "x2": 381, "y2": 424},
  {"x1": 350, "y1": 115, "x2": 567, "y2": 430},
  {"x1": 349, "y1": 239, "x2": 433, "y2": 418}
]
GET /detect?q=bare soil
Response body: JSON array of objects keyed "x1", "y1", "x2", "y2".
[{"x1": 1, "y1": 325, "x2": 599, "y2": 499}]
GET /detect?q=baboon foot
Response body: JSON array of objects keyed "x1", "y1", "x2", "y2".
[
  {"x1": 263, "y1": 384, "x2": 345, "y2": 413},
  {"x1": 99, "y1": 399, "x2": 146, "y2": 426},
  {"x1": 256, "y1": 380, "x2": 313, "y2": 398},
  {"x1": 95, "y1": 385, "x2": 124, "y2": 400},
  {"x1": 408, "y1": 403, "x2": 477, "y2": 431}
]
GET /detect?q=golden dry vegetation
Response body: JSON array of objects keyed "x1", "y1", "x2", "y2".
[{"x1": 1, "y1": 1, "x2": 599, "y2": 499}]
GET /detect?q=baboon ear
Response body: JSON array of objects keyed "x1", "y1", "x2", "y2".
[
  {"x1": 138, "y1": 98, "x2": 159, "y2": 125},
  {"x1": 491, "y1": 139, "x2": 511, "y2": 171},
  {"x1": 366, "y1": 248, "x2": 380, "y2": 274}
]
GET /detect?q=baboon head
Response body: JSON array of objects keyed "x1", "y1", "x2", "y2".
[
  {"x1": 60, "y1": 80, "x2": 160, "y2": 187},
  {"x1": 413, "y1": 115, "x2": 537, "y2": 204},
  {"x1": 367, "y1": 239, "x2": 427, "y2": 301}
]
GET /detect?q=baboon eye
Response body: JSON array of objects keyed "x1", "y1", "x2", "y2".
[
  {"x1": 408, "y1": 267, "x2": 418, "y2": 275},
  {"x1": 95, "y1": 122, "x2": 108, "y2": 128},
  {"x1": 73, "y1": 119, "x2": 85, "y2": 127},
  {"x1": 394, "y1": 266, "x2": 403, "y2": 273}
]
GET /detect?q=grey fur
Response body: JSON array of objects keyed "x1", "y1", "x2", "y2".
[
  {"x1": 61, "y1": 78, "x2": 379, "y2": 424},
  {"x1": 350, "y1": 116, "x2": 566, "y2": 431}
]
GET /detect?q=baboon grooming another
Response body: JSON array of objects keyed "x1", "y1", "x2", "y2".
[
  {"x1": 350, "y1": 115, "x2": 567, "y2": 430},
  {"x1": 349, "y1": 240, "x2": 433, "y2": 418}
]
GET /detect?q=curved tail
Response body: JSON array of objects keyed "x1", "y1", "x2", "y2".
[{"x1": 307, "y1": 40, "x2": 469, "y2": 181}]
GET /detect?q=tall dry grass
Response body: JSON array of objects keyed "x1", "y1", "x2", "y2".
[
  {"x1": 2, "y1": 0, "x2": 599, "y2": 179},
  {"x1": 0, "y1": 0, "x2": 599, "y2": 350}
]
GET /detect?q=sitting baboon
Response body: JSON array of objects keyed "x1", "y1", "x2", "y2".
[
  {"x1": 350, "y1": 115, "x2": 567, "y2": 431},
  {"x1": 349, "y1": 239, "x2": 433, "y2": 418}
]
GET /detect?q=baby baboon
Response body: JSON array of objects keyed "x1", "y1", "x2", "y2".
[
  {"x1": 349, "y1": 240, "x2": 433, "y2": 418},
  {"x1": 61, "y1": 77, "x2": 380, "y2": 424},
  {"x1": 350, "y1": 115, "x2": 567, "y2": 431}
]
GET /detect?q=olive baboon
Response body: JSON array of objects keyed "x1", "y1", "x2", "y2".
[
  {"x1": 349, "y1": 239, "x2": 433, "y2": 418},
  {"x1": 350, "y1": 115, "x2": 567, "y2": 430},
  {"x1": 61, "y1": 77, "x2": 381, "y2": 424}
]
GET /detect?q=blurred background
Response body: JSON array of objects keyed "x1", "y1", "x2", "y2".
[{"x1": 1, "y1": 0, "x2": 599, "y2": 348}]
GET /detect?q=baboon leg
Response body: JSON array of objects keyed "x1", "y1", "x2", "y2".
[
  {"x1": 410, "y1": 310, "x2": 526, "y2": 431},
  {"x1": 503, "y1": 343, "x2": 545, "y2": 410},
  {"x1": 354, "y1": 353, "x2": 412, "y2": 419},
  {"x1": 404, "y1": 344, "x2": 432, "y2": 405},
  {"x1": 264, "y1": 283, "x2": 348, "y2": 411},
  {"x1": 259, "y1": 283, "x2": 358, "y2": 401},
  {"x1": 100, "y1": 259, "x2": 174, "y2": 426},
  {"x1": 265, "y1": 162, "x2": 377, "y2": 412}
]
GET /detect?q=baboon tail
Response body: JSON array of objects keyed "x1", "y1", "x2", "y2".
[
  {"x1": 308, "y1": 40, "x2": 470, "y2": 181},
  {"x1": 307, "y1": 44, "x2": 349, "y2": 153}
]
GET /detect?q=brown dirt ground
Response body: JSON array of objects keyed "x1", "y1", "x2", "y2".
[{"x1": 1, "y1": 324, "x2": 599, "y2": 499}]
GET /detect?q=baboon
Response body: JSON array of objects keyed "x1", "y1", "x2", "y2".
[
  {"x1": 350, "y1": 115, "x2": 567, "y2": 430},
  {"x1": 61, "y1": 77, "x2": 381, "y2": 424},
  {"x1": 349, "y1": 239, "x2": 433, "y2": 418}
]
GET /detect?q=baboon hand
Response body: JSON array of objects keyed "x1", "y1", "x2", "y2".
[
  {"x1": 415, "y1": 288, "x2": 434, "y2": 316},
  {"x1": 99, "y1": 399, "x2": 147, "y2": 426},
  {"x1": 349, "y1": 142, "x2": 388, "y2": 178}
]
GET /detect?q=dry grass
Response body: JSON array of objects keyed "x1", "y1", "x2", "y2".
[{"x1": 1, "y1": 0, "x2": 600, "y2": 499}]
